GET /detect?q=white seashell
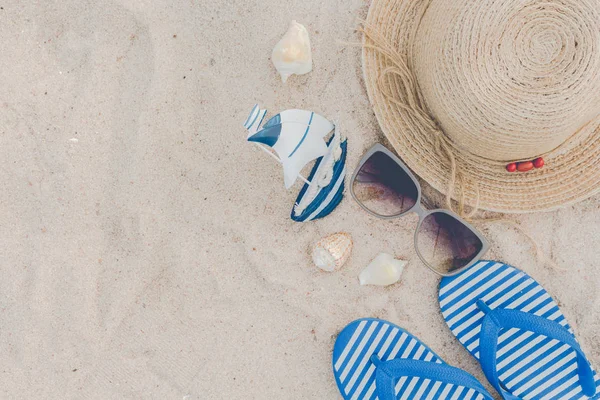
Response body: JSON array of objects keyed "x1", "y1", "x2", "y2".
[
  {"x1": 359, "y1": 253, "x2": 406, "y2": 286},
  {"x1": 312, "y1": 232, "x2": 353, "y2": 272},
  {"x1": 272, "y1": 20, "x2": 313, "y2": 83}
]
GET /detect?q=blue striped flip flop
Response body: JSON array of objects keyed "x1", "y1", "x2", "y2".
[
  {"x1": 333, "y1": 318, "x2": 494, "y2": 399},
  {"x1": 439, "y1": 260, "x2": 600, "y2": 400}
]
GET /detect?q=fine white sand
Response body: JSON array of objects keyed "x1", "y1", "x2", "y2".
[{"x1": 1, "y1": 1, "x2": 599, "y2": 398}]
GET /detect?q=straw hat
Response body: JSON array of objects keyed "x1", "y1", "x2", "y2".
[{"x1": 362, "y1": 0, "x2": 600, "y2": 214}]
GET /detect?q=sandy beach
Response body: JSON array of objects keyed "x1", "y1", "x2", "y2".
[{"x1": 1, "y1": 0, "x2": 599, "y2": 398}]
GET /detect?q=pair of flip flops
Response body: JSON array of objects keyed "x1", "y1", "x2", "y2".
[{"x1": 333, "y1": 261, "x2": 600, "y2": 399}]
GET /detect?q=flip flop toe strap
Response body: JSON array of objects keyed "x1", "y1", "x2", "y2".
[
  {"x1": 477, "y1": 300, "x2": 597, "y2": 399},
  {"x1": 371, "y1": 355, "x2": 494, "y2": 400}
]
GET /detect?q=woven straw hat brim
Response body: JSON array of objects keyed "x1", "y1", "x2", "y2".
[{"x1": 363, "y1": 0, "x2": 600, "y2": 213}]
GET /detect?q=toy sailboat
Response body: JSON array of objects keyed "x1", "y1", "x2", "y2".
[{"x1": 243, "y1": 104, "x2": 347, "y2": 222}]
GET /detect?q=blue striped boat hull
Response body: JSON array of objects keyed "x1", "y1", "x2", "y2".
[{"x1": 291, "y1": 138, "x2": 347, "y2": 222}]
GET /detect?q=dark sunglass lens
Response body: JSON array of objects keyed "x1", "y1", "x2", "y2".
[
  {"x1": 416, "y1": 212, "x2": 484, "y2": 274},
  {"x1": 352, "y1": 151, "x2": 419, "y2": 217}
]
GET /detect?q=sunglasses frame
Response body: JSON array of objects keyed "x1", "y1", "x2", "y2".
[{"x1": 350, "y1": 144, "x2": 489, "y2": 277}]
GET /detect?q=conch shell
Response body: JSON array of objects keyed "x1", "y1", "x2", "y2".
[
  {"x1": 271, "y1": 20, "x2": 313, "y2": 83},
  {"x1": 312, "y1": 232, "x2": 352, "y2": 272},
  {"x1": 359, "y1": 253, "x2": 406, "y2": 286}
]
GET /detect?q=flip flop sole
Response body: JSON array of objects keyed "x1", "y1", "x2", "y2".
[
  {"x1": 333, "y1": 318, "x2": 487, "y2": 400},
  {"x1": 439, "y1": 260, "x2": 600, "y2": 399}
]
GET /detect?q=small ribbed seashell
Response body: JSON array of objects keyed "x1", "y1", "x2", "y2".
[
  {"x1": 359, "y1": 253, "x2": 406, "y2": 286},
  {"x1": 312, "y1": 232, "x2": 353, "y2": 272}
]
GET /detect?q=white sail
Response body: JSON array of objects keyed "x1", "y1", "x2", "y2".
[
  {"x1": 244, "y1": 104, "x2": 267, "y2": 137},
  {"x1": 268, "y1": 109, "x2": 333, "y2": 137},
  {"x1": 247, "y1": 107, "x2": 334, "y2": 189}
]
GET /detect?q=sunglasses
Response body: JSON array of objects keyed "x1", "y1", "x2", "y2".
[{"x1": 350, "y1": 144, "x2": 489, "y2": 277}]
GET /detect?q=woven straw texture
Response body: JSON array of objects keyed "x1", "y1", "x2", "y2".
[{"x1": 362, "y1": 0, "x2": 600, "y2": 213}]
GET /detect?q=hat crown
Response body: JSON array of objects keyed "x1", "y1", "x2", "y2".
[{"x1": 412, "y1": 0, "x2": 600, "y2": 161}]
